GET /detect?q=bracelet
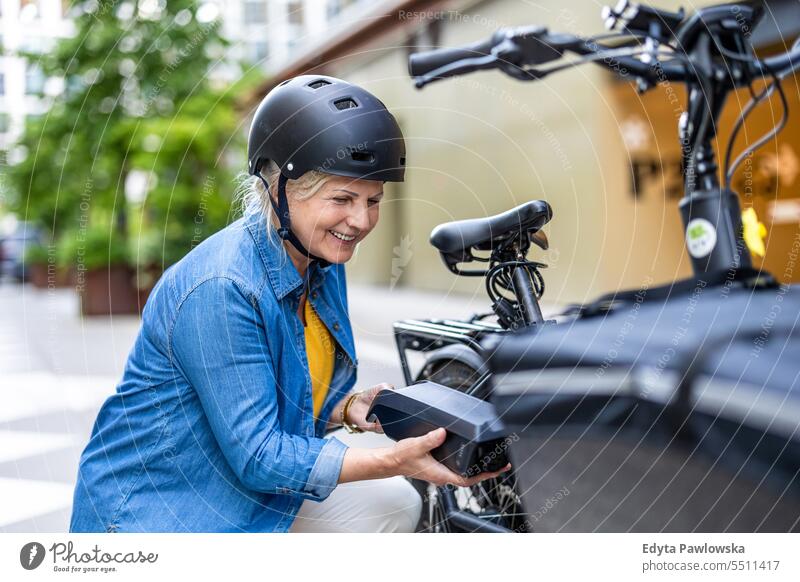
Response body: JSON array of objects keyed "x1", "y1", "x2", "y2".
[{"x1": 341, "y1": 392, "x2": 364, "y2": 434}]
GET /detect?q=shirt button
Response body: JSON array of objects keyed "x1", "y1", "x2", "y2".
[
  {"x1": 333, "y1": 322, "x2": 340, "y2": 331},
  {"x1": 311, "y1": 291, "x2": 318, "y2": 300}
]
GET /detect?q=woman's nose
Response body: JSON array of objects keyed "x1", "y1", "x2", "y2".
[{"x1": 346, "y1": 205, "x2": 371, "y2": 231}]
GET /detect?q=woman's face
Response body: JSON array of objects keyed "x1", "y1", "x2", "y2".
[{"x1": 284, "y1": 175, "x2": 384, "y2": 265}]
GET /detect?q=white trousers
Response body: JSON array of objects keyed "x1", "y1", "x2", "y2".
[{"x1": 289, "y1": 429, "x2": 422, "y2": 533}]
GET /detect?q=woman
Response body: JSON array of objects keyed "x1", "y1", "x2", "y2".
[{"x1": 69, "y1": 75, "x2": 509, "y2": 533}]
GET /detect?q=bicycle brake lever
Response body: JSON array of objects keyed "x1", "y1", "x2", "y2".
[{"x1": 493, "y1": 28, "x2": 580, "y2": 80}]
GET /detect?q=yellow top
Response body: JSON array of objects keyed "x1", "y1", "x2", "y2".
[{"x1": 303, "y1": 298, "x2": 335, "y2": 418}]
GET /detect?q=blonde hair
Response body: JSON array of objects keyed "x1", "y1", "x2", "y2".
[{"x1": 236, "y1": 160, "x2": 337, "y2": 247}]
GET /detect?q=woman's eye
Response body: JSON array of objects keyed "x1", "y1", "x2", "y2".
[
  {"x1": 332, "y1": 197, "x2": 349, "y2": 204},
  {"x1": 368, "y1": 199, "x2": 381, "y2": 206}
]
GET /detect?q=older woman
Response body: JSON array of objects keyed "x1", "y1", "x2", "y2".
[{"x1": 69, "y1": 76, "x2": 508, "y2": 533}]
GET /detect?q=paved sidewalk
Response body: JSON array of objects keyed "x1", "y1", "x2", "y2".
[
  {"x1": 0, "y1": 283, "x2": 139, "y2": 532},
  {"x1": 0, "y1": 279, "x2": 549, "y2": 532}
]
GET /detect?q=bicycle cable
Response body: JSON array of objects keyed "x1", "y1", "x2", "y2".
[
  {"x1": 516, "y1": 47, "x2": 691, "y2": 80},
  {"x1": 486, "y1": 260, "x2": 546, "y2": 303},
  {"x1": 725, "y1": 64, "x2": 789, "y2": 189}
]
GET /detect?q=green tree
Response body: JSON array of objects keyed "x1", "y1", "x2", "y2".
[{"x1": 7, "y1": 0, "x2": 260, "y2": 270}]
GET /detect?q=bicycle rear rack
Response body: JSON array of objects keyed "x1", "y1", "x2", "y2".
[{"x1": 392, "y1": 317, "x2": 507, "y2": 385}]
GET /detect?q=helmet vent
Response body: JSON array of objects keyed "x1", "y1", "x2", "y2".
[
  {"x1": 351, "y1": 151, "x2": 375, "y2": 164},
  {"x1": 308, "y1": 79, "x2": 331, "y2": 89},
  {"x1": 333, "y1": 98, "x2": 358, "y2": 110}
]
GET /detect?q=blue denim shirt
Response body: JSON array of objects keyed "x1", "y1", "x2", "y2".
[{"x1": 69, "y1": 210, "x2": 357, "y2": 532}]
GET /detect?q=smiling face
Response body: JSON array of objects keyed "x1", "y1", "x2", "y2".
[{"x1": 273, "y1": 174, "x2": 384, "y2": 272}]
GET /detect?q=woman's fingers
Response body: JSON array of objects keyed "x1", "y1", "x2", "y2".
[
  {"x1": 364, "y1": 417, "x2": 383, "y2": 433},
  {"x1": 346, "y1": 384, "x2": 396, "y2": 432},
  {"x1": 414, "y1": 427, "x2": 446, "y2": 454},
  {"x1": 458, "y1": 463, "x2": 513, "y2": 487},
  {"x1": 393, "y1": 429, "x2": 513, "y2": 486},
  {"x1": 435, "y1": 465, "x2": 471, "y2": 487},
  {"x1": 358, "y1": 383, "x2": 394, "y2": 413},
  {"x1": 403, "y1": 453, "x2": 459, "y2": 485},
  {"x1": 428, "y1": 462, "x2": 512, "y2": 488},
  {"x1": 391, "y1": 429, "x2": 446, "y2": 480},
  {"x1": 367, "y1": 382, "x2": 394, "y2": 397}
]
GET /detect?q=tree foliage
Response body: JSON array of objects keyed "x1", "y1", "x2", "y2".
[{"x1": 7, "y1": 0, "x2": 262, "y2": 270}]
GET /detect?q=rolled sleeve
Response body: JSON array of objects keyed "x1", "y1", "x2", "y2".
[
  {"x1": 170, "y1": 276, "x2": 345, "y2": 502},
  {"x1": 301, "y1": 436, "x2": 348, "y2": 501}
]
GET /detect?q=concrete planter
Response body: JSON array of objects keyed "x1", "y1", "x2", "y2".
[
  {"x1": 28, "y1": 263, "x2": 49, "y2": 289},
  {"x1": 80, "y1": 265, "x2": 140, "y2": 316}
]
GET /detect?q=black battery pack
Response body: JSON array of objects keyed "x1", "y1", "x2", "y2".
[{"x1": 366, "y1": 381, "x2": 511, "y2": 476}]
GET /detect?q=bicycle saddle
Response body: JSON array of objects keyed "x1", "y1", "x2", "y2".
[{"x1": 430, "y1": 200, "x2": 552, "y2": 256}]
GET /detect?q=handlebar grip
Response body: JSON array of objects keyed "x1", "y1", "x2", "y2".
[{"x1": 408, "y1": 33, "x2": 503, "y2": 78}]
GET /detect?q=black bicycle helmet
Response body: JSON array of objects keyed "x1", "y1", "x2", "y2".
[{"x1": 247, "y1": 75, "x2": 406, "y2": 265}]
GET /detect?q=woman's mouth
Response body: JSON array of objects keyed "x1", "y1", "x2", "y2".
[{"x1": 328, "y1": 230, "x2": 358, "y2": 245}]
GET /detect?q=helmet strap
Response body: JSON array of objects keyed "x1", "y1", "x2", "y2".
[{"x1": 256, "y1": 171, "x2": 330, "y2": 269}]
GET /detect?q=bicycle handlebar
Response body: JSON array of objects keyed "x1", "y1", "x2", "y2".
[
  {"x1": 409, "y1": 26, "x2": 568, "y2": 87},
  {"x1": 410, "y1": 27, "x2": 689, "y2": 88},
  {"x1": 409, "y1": 3, "x2": 799, "y2": 89},
  {"x1": 409, "y1": 32, "x2": 504, "y2": 78}
]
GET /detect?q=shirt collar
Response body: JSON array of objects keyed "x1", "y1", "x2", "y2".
[{"x1": 244, "y1": 210, "x2": 332, "y2": 300}]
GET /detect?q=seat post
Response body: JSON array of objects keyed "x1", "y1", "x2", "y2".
[{"x1": 511, "y1": 263, "x2": 544, "y2": 326}]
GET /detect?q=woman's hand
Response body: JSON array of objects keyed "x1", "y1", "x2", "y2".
[
  {"x1": 388, "y1": 427, "x2": 512, "y2": 487},
  {"x1": 344, "y1": 383, "x2": 394, "y2": 433},
  {"x1": 338, "y1": 427, "x2": 512, "y2": 486}
]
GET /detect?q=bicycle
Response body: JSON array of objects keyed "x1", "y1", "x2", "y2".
[
  {"x1": 391, "y1": 1, "x2": 800, "y2": 532},
  {"x1": 394, "y1": 200, "x2": 553, "y2": 532}
]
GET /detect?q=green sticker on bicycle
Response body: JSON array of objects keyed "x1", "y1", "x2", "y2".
[{"x1": 686, "y1": 218, "x2": 717, "y2": 258}]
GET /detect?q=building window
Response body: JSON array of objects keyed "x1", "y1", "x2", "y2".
[
  {"x1": 287, "y1": 1, "x2": 304, "y2": 26},
  {"x1": 327, "y1": 0, "x2": 357, "y2": 20},
  {"x1": 20, "y1": 0, "x2": 40, "y2": 22},
  {"x1": 243, "y1": 1, "x2": 267, "y2": 25},
  {"x1": 20, "y1": 36, "x2": 47, "y2": 54},
  {"x1": 0, "y1": 113, "x2": 10, "y2": 134},
  {"x1": 0, "y1": 72, "x2": 4, "y2": 96},
  {"x1": 26, "y1": 64, "x2": 46, "y2": 95},
  {"x1": 62, "y1": 0, "x2": 84, "y2": 19},
  {"x1": 247, "y1": 41, "x2": 269, "y2": 64}
]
